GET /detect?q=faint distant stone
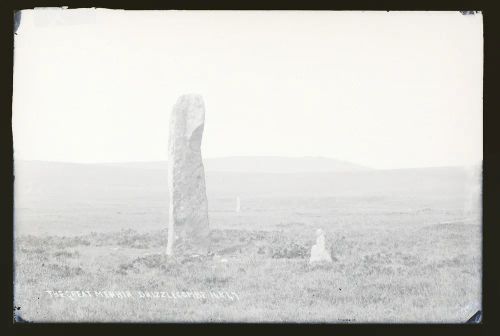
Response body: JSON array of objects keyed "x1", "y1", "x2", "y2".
[
  {"x1": 309, "y1": 229, "x2": 332, "y2": 264},
  {"x1": 235, "y1": 196, "x2": 241, "y2": 213},
  {"x1": 166, "y1": 94, "x2": 209, "y2": 257},
  {"x1": 463, "y1": 164, "x2": 482, "y2": 215}
]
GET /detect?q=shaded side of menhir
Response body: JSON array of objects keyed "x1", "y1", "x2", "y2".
[{"x1": 166, "y1": 94, "x2": 210, "y2": 257}]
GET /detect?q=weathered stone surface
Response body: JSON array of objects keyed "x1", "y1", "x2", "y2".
[
  {"x1": 166, "y1": 94, "x2": 209, "y2": 256},
  {"x1": 309, "y1": 229, "x2": 332, "y2": 264}
]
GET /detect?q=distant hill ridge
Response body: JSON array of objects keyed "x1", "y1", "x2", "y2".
[
  {"x1": 16, "y1": 156, "x2": 370, "y2": 173},
  {"x1": 13, "y1": 159, "x2": 475, "y2": 203},
  {"x1": 203, "y1": 156, "x2": 371, "y2": 173}
]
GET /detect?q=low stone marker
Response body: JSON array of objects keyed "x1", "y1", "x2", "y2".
[
  {"x1": 166, "y1": 94, "x2": 210, "y2": 257},
  {"x1": 309, "y1": 229, "x2": 332, "y2": 264}
]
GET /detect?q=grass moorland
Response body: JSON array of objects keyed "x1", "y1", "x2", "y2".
[{"x1": 14, "y1": 208, "x2": 481, "y2": 322}]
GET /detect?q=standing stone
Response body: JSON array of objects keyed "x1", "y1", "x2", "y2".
[
  {"x1": 309, "y1": 229, "x2": 332, "y2": 264},
  {"x1": 167, "y1": 94, "x2": 209, "y2": 256}
]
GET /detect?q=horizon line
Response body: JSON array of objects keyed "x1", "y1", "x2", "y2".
[{"x1": 13, "y1": 157, "x2": 482, "y2": 171}]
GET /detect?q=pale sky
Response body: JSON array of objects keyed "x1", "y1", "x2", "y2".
[{"x1": 12, "y1": 9, "x2": 483, "y2": 169}]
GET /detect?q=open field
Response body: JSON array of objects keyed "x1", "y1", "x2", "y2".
[{"x1": 13, "y1": 161, "x2": 482, "y2": 322}]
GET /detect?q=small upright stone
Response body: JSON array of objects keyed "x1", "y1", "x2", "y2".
[
  {"x1": 309, "y1": 229, "x2": 332, "y2": 264},
  {"x1": 166, "y1": 94, "x2": 209, "y2": 257}
]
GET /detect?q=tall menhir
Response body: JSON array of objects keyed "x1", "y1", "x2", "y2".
[{"x1": 166, "y1": 94, "x2": 210, "y2": 256}]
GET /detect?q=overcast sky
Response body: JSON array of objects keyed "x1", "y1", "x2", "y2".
[{"x1": 12, "y1": 9, "x2": 483, "y2": 169}]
